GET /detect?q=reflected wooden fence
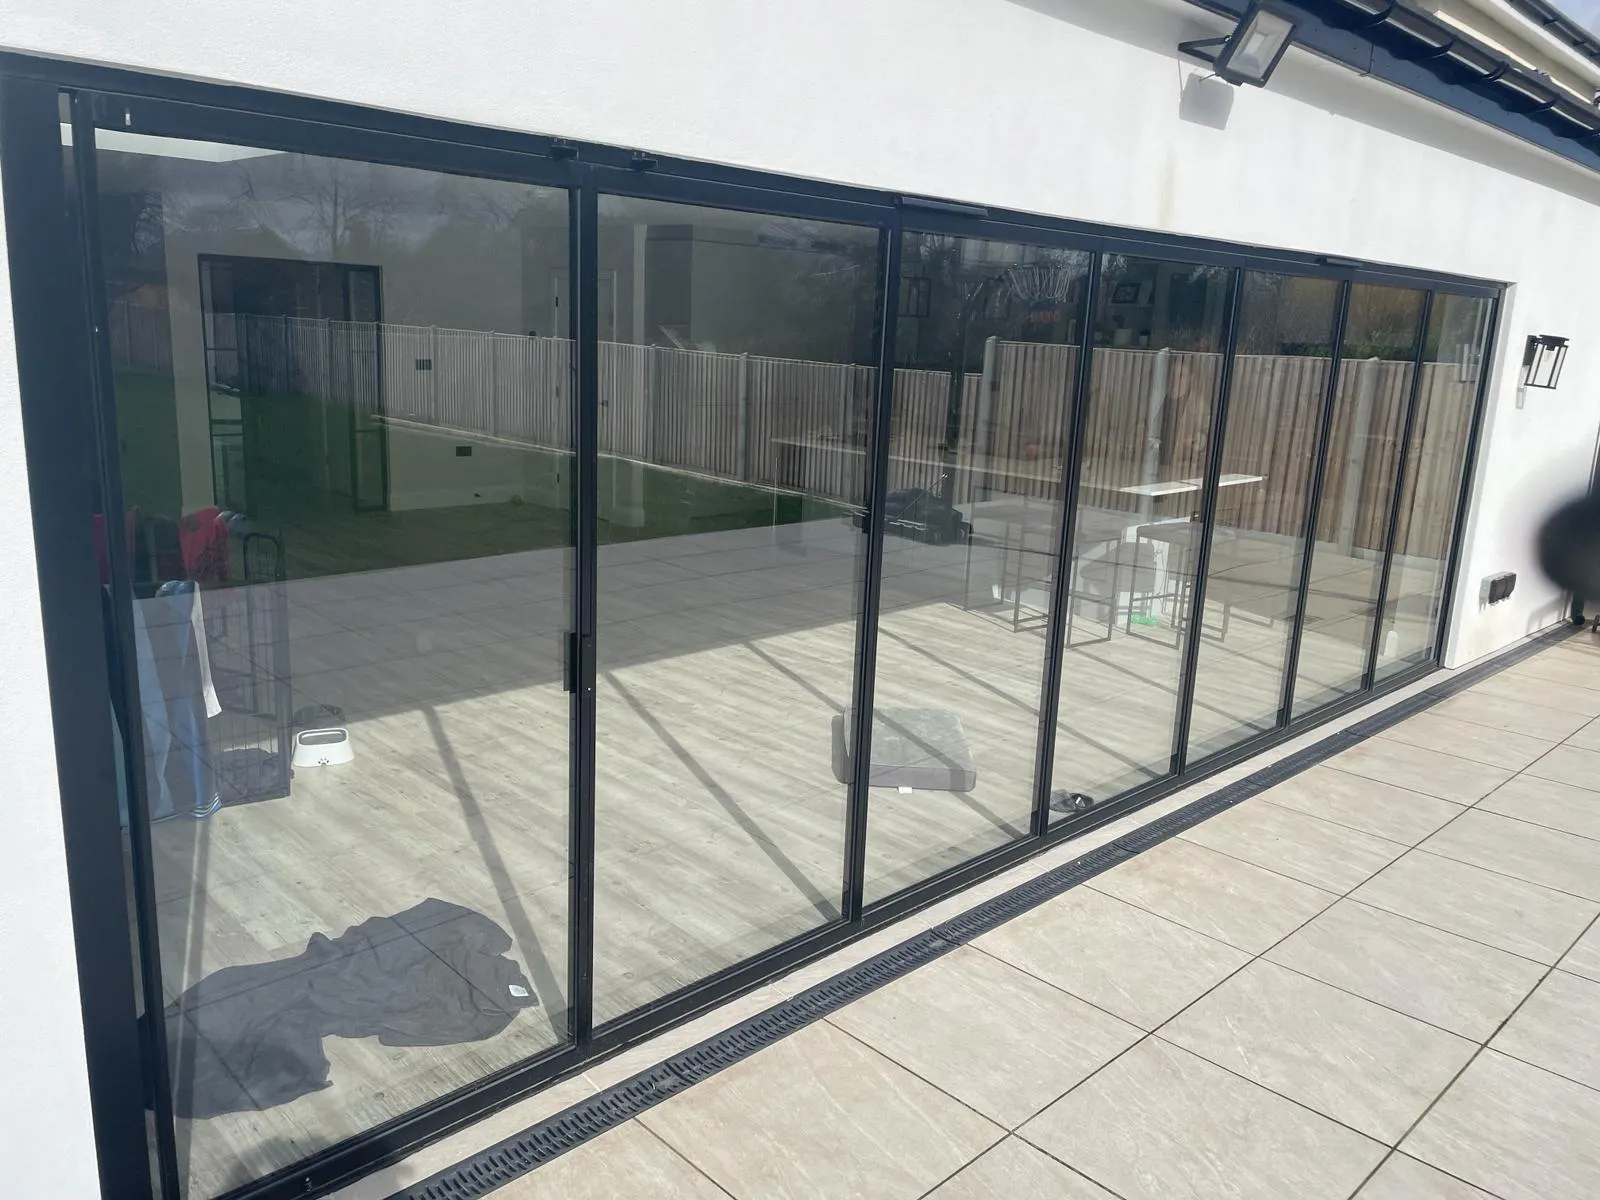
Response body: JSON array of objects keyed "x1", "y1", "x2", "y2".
[{"x1": 108, "y1": 304, "x2": 1474, "y2": 557}]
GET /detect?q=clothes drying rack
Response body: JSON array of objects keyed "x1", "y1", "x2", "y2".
[{"x1": 203, "y1": 528, "x2": 293, "y2": 807}]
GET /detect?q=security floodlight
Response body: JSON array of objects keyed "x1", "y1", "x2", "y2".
[{"x1": 1180, "y1": 0, "x2": 1299, "y2": 88}]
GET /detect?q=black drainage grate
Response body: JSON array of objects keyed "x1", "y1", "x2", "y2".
[{"x1": 391, "y1": 625, "x2": 1577, "y2": 1199}]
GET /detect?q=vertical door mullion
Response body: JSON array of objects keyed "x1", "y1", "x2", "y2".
[
  {"x1": 1278, "y1": 278, "x2": 1352, "y2": 724},
  {"x1": 569, "y1": 168, "x2": 598, "y2": 1049},
  {"x1": 841, "y1": 217, "x2": 902, "y2": 923},
  {"x1": 1029, "y1": 252, "x2": 1101, "y2": 836},
  {"x1": 1171, "y1": 268, "x2": 1245, "y2": 775},
  {"x1": 70, "y1": 92, "x2": 183, "y2": 1200},
  {"x1": 1364, "y1": 290, "x2": 1434, "y2": 689}
]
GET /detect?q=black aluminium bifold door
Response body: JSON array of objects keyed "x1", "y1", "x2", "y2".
[
  {"x1": 60, "y1": 89, "x2": 593, "y2": 1200},
  {"x1": 0, "y1": 62, "x2": 1500, "y2": 1200}
]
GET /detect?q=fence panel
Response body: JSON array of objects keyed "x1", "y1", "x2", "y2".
[
  {"x1": 106, "y1": 301, "x2": 174, "y2": 374},
  {"x1": 139, "y1": 310, "x2": 1472, "y2": 559}
]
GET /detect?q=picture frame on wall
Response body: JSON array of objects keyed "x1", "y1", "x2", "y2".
[{"x1": 1110, "y1": 281, "x2": 1141, "y2": 305}]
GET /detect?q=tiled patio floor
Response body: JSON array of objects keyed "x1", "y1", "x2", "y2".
[{"x1": 474, "y1": 632, "x2": 1600, "y2": 1200}]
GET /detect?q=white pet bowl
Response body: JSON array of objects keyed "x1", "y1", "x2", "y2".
[{"x1": 293, "y1": 727, "x2": 354, "y2": 767}]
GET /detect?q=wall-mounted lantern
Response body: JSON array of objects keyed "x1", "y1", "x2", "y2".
[
  {"x1": 1522, "y1": 334, "x2": 1569, "y2": 390},
  {"x1": 1179, "y1": 0, "x2": 1299, "y2": 88}
]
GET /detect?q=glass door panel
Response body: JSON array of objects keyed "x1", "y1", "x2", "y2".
[
  {"x1": 1186, "y1": 273, "x2": 1340, "y2": 761},
  {"x1": 1051, "y1": 256, "x2": 1233, "y2": 818},
  {"x1": 862, "y1": 232, "x2": 1090, "y2": 901},
  {"x1": 592, "y1": 194, "x2": 880, "y2": 1019},
  {"x1": 91, "y1": 128, "x2": 575, "y2": 1198},
  {"x1": 1293, "y1": 283, "x2": 1426, "y2": 716},
  {"x1": 1376, "y1": 293, "x2": 1492, "y2": 678}
]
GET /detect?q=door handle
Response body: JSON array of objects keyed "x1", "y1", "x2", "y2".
[{"x1": 564, "y1": 631, "x2": 595, "y2": 695}]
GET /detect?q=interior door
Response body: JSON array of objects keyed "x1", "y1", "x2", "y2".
[
  {"x1": 198, "y1": 257, "x2": 249, "y2": 512},
  {"x1": 343, "y1": 264, "x2": 387, "y2": 511}
]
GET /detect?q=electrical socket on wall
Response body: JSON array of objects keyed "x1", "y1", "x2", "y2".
[{"x1": 1483, "y1": 572, "x2": 1517, "y2": 605}]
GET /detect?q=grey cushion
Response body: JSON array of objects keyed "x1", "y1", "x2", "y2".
[{"x1": 831, "y1": 706, "x2": 978, "y2": 792}]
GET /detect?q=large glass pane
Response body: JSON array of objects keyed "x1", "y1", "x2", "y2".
[
  {"x1": 1186, "y1": 274, "x2": 1340, "y2": 761},
  {"x1": 1376, "y1": 294, "x2": 1492, "y2": 678},
  {"x1": 862, "y1": 232, "x2": 1089, "y2": 900},
  {"x1": 1293, "y1": 284, "x2": 1427, "y2": 716},
  {"x1": 1051, "y1": 256, "x2": 1232, "y2": 817},
  {"x1": 593, "y1": 195, "x2": 879, "y2": 1017},
  {"x1": 93, "y1": 130, "x2": 574, "y2": 1197}
]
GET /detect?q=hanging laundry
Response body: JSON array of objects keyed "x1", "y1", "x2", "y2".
[{"x1": 137, "y1": 583, "x2": 222, "y2": 820}]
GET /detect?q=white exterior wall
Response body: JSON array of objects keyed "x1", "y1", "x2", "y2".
[{"x1": 4, "y1": 0, "x2": 1600, "y2": 1186}]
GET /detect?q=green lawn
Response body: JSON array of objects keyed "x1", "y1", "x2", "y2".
[{"x1": 109, "y1": 369, "x2": 849, "y2": 581}]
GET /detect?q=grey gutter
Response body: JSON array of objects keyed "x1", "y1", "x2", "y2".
[
  {"x1": 1186, "y1": 0, "x2": 1600, "y2": 175},
  {"x1": 1505, "y1": 0, "x2": 1600, "y2": 66}
]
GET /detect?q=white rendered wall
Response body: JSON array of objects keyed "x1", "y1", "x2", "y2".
[{"x1": 3, "y1": 0, "x2": 1600, "y2": 1182}]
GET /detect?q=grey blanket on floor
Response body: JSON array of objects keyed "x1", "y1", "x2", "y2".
[{"x1": 163, "y1": 898, "x2": 538, "y2": 1118}]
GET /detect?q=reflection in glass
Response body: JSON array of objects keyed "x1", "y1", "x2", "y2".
[
  {"x1": 1186, "y1": 274, "x2": 1339, "y2": 761},
  {"x1": 862, "y1": 234, "x2": 1089, "y2": 901},
  {"x1": 1377, "y1": 294, "x2": 1492, "y2": 678},
  {"x1": 93, "y1": 132, "x2": 573, "y2": 1197},
  {"x1": 592, "y1": 196, "x2": 879, "y2": 1016},
  {"x1": 1051, "y1": 257, "x2": 1232, "y2": 817},
  {"x1": 1293, "y1": 284, "x2": 1426, "y2": 716}
]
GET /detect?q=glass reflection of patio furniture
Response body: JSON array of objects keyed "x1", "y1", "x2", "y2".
[
  {"x1": 961, "y1": 499, "x2": 1059, "y2": 632},
  {"x1": 1131, "y1": 520, "x2": 1237, "y2": 643},
  {"x1": 1066, "y1": 537, "x2": 1162, "y2": 646},
  {"x1": 1110, "y1": 473, "x2": 1265, "y2": 643},
  {"x1": 854, "y1": 470, "x2": 971, "y2": 544}
]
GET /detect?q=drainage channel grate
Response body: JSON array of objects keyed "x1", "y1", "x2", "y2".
[{"x1": 393, "y1": 625, "x2": 1577, "y2": 1200}]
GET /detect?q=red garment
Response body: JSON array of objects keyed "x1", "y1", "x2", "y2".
[
  {"x1": 177, "y1": 506, "x2": 230, "y2": 584},
  {"x1": 92, "y1": 507, "x2": 139, "y2": 585}
]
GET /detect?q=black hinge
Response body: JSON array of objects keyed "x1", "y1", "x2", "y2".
[{"x1": 564, "y1": 631, "x2": 579, "y2": 693}]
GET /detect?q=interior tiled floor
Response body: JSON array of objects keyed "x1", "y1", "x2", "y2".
[{"x1": 468, "y1": 633, "x2": 1600, "y2": 1200}]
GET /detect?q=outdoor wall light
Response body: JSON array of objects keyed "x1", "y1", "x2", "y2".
[
  {"x1": 1522, "y1": 334, "x2": 1569, "y2": 390},
  {"x1": 1179, "y1": 0, "x2": 1299, "y2": 88}
]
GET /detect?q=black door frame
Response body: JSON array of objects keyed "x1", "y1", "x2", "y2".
[{"x1": 0, "y1": 51, "x2": 1502, "y2": 1200}]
